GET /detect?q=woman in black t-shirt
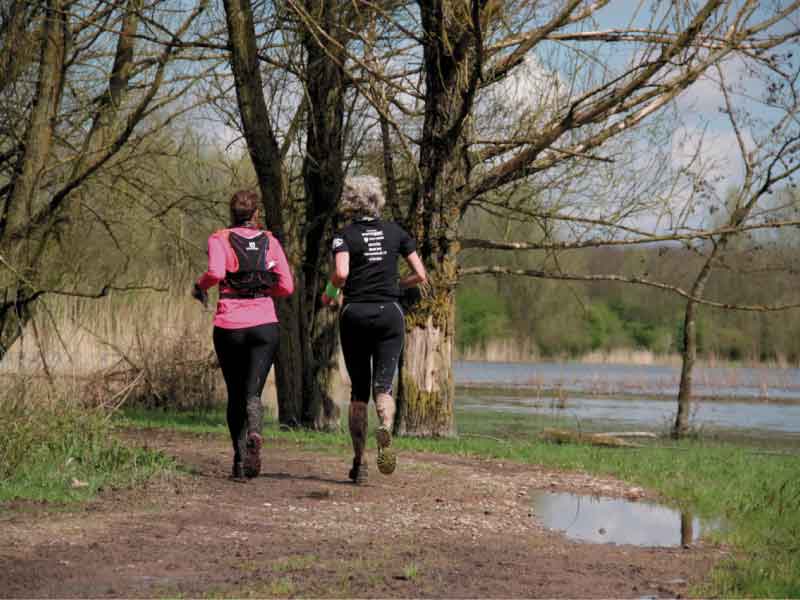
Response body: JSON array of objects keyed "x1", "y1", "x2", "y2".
[{"x1": 322, "y1": 176, "x2": 427, "y2": 484}]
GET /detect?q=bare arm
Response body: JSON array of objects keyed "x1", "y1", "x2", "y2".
[
  {"x1": 331, "y1": 251, "x2": 349, "y2": 288},
  {"x1": 400, "y1": 252, "x2": 427, "y2": 288},
  {"x1": 322, "y1": 252, "x2": 349, "y2": 307}
]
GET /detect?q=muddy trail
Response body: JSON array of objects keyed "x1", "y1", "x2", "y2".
[{"x1": 0, "y1": 429, "x2": 724, "y2": 598}]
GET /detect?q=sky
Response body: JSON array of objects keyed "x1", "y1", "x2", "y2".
[
  {"x1": 498, "y1": 0, "x2": 800, "y2": 233},
  {"x1": 588, "y1": 0, "x2": 796, "y2": 194},
  {"x1": 199, "y1": 0, "x2": 799, "y2": 234}
]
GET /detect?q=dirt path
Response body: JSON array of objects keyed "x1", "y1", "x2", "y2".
[{"x1": 0, "y1": 430, "x2": 722, "y2": 598}]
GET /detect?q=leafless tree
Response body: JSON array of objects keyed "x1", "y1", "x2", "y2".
[
  {"x1": 209, "y1": 0, "x2": 800, "y2": 436},
  {"x1": 672, "y1": 56, "x2": 800, "y2": 437},
  {"x1": 221, "y1": 0, "x2": 380, "y2": 428},
  {"x1": 333, "y1": 0, "x2": 800, "y2": 436},
  {"x1": 0, "y1": 0, "x2": 210, "y2": 360}
]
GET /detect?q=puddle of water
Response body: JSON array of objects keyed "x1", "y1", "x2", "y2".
[{"x1": 532, "y1": 491, "x2": 718, "y2": 547}]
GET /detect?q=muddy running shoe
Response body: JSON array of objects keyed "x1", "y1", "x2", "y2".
[
  {"x1": 243, "y1": 432, "x2": 263, "y2": 478},
  {"x1": 348, "y1": 458, "x2": 368, "y2": 484},
  {"x1": 375, "y1": 425, "x2": 396, "y2": 475},
  {"x1": 231, "y1": 460, "x2": 246, "y2": 481}
]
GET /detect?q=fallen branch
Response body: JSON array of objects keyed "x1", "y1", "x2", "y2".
[
  {"x1": 541, "y1": 428, "x2": 640, "y2": 448},
  {"x1": 461, "y1": 433, "x2": 510, "y2": 444}
]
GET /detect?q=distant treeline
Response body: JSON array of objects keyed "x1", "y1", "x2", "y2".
[{"x1": 456, "y1": 211, "x2": 800, "y2": 364}]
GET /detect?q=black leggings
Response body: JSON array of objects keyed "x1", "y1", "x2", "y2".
[
  {"x1": 213, "y1": 323, "x2": 280, "y2": 460},
  {"x1": 339, "y1": 302, "x2": 404, "y2": 403}
]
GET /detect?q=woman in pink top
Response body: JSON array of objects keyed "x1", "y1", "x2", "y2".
[{"x1": 192, "y1": 190, "x2": 294, "y2": 481}]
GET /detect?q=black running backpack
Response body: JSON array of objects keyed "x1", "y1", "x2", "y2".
[{"x1": 221, "y1": 231, "x2": 278, "y2": 297}]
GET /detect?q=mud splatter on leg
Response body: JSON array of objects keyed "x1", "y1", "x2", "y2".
[
  {"x1": 243, "y1": 396, "x2": 263, "y2": 478},
  {"x1": 374, "y1": 391, "x2": 397, "y2": 475},
  {"x1": 349, "y1": 402, "x2": 368, "y2": 462},
  {"x1": 348, "y1": 402, "x2": 369, "y2": 483},
  {"x1": 374, "y1": 391, "x2": 396, "y2": 431}
]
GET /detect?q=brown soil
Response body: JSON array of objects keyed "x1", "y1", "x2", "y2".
[{"x1": 0, "y1": 429, "x2": 724, "y2": 598}]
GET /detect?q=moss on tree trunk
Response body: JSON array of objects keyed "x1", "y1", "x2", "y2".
[{"x1": 396, "y1": 293, "x2": 457, "y2": 438}]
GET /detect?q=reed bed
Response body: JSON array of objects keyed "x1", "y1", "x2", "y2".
[
  {"x1": 457, "y1": 341, "x2": 800, "y2": 369},
  {"x1": 1, "y1": 289, "x2": 277, "y2": 413}
]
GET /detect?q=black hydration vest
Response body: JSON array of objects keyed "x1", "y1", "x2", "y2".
[{"x1": 220, "y1": 231, "x2": 277, "y2": 298}]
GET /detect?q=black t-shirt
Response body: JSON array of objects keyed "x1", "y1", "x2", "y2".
[{"x1": 332, "y1": 218, "x2": 416, "y2": 304}]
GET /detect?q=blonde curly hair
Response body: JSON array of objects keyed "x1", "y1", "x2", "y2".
[{"x1": 340, "y1": 175, "x2": 386, "y2": 218}]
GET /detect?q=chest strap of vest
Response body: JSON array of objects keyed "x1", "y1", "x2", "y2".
[{"x1": 219, "y1": 290, "x2": 272, "y2": 299}]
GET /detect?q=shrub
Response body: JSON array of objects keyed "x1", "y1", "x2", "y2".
[
  {"x1": 83, "y1": 322, "x2": 225, "y2": 411},
  {"x1": 586, "y1": 302, "x2": 631, "y2": 351},
  {"x1": 456, "y1": 288, "x2": 511, "y2": 350},
  {"x1": 0, "y1": 376, "x2": 173, "y2": 502},
  {"x1": 713, "y1": 326, "x2": 752, "y2": 362}
]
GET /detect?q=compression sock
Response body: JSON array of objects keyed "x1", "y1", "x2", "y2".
[{"x1": 349, "y1": 402, "x2": 368, "y2": 483}]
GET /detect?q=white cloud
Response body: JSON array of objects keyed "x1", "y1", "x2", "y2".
[
  {"x1": 493, "y1": 54, "x2": 564, "y2": 115},
  {"x1": 475, "y1": 54, "x2": 565, "y2": 136}
]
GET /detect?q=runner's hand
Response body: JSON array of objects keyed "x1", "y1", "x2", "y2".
[
  {"x1": 321, "y1": 292, "x2": 341, "y2": 309},
  {"x1": 191, "y1": 283, "x2": 208, "y2": 308}
]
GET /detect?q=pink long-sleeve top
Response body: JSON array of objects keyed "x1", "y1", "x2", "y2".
[{"x1": 196, "y1": 227, "x2": 294, "y2": 329}]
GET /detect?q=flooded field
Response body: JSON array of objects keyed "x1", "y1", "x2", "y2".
[
  {"x1": 455, "y1": 361, "x2": 800, "y2": 439},
  {"x1": 455, "y1": 361, "x2": 800, "y2": 401}
]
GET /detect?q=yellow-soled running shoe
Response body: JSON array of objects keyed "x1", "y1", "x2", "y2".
[{"x1": 375, "y1": 425, "x2": 396, "y2": 475}]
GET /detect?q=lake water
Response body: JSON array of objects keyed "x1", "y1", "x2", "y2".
[
  {"x1": 455, "y1": 361, "x2": 800, "y2": 437},
  {"x1": 455, "y1": 361, "x2": 800, "y2": 400}
]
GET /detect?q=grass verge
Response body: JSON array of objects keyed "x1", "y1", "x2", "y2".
[
  {"x1": 0, "y1": 393, "x2": 174, "y2": 504},
  {"x1": 120, "y1": 405, "x2": 800, "y2": 598}
]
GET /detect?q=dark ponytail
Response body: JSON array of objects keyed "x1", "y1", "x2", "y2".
[{"x1": 229, "y1": 190, "x2": 261, "y2": 228}]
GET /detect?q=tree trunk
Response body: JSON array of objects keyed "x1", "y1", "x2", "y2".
[
  {"x1": 0, "y1": 292, "x2": 37, "y2": 362},
  {"x1": 2, "y1": 0, "x2": 66, "y2": 238},
  {"x1": 298, "y1": 0, "x2": 345, "y2": 430},
  {"x1": 673, "y1": 244, "x2": 720, "y2": 438},
  {"x1": 274, "y1": 293, "x2": 304, "y2": 427},
  {"x1": 674, "y1": 298, "x2": 699, "y2": 437},
  {"x1": 303, "y1": 306, "x2": 341, "y2": 430},
  {"x1": 396, "y1": 272, "x2": 457, "y2": 437},
  {"x1": 674, "y1": 203, "x2": 759, "y2": 437},
  {"x1": 680, "y1": 510, "x2": 695, "y2": 546},
  {"x1": 0, "y1": 1, "x2": 38, "y2": 94},
  {"x1": 72, "y1": 0, "x2": 142, "y2": 177},
  {"x1": 395, "y1": 0, "x2": 482, "y2": 436},
  {"x1": 222, "y1": 0, "x2": 304, "y2": 426}
]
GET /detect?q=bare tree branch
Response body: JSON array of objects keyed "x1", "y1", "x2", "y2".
[{"x1": 460, "y1": 265, "x2": 800, "y2": 312}]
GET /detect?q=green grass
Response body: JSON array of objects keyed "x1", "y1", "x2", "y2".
[
  {"x1": 271, "y1": 554, "x2": 319, "y2": 573},
  {"x1": 0, "y1": 400, "x2": 175, "y2": 504},
  {"x1": 201, "y1": 577, "x2": 295, "y2": 599},
  {"x1": 402, "y1": 562, "x2": 420, "y2": 581},
  {"x1": 119, "y1": 405, "x2": 800, "y2": 598}
]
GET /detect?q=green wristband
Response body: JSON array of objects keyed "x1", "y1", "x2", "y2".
[{"x1": 325, "y1": 281, "x2": 340, "y2": 298}]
